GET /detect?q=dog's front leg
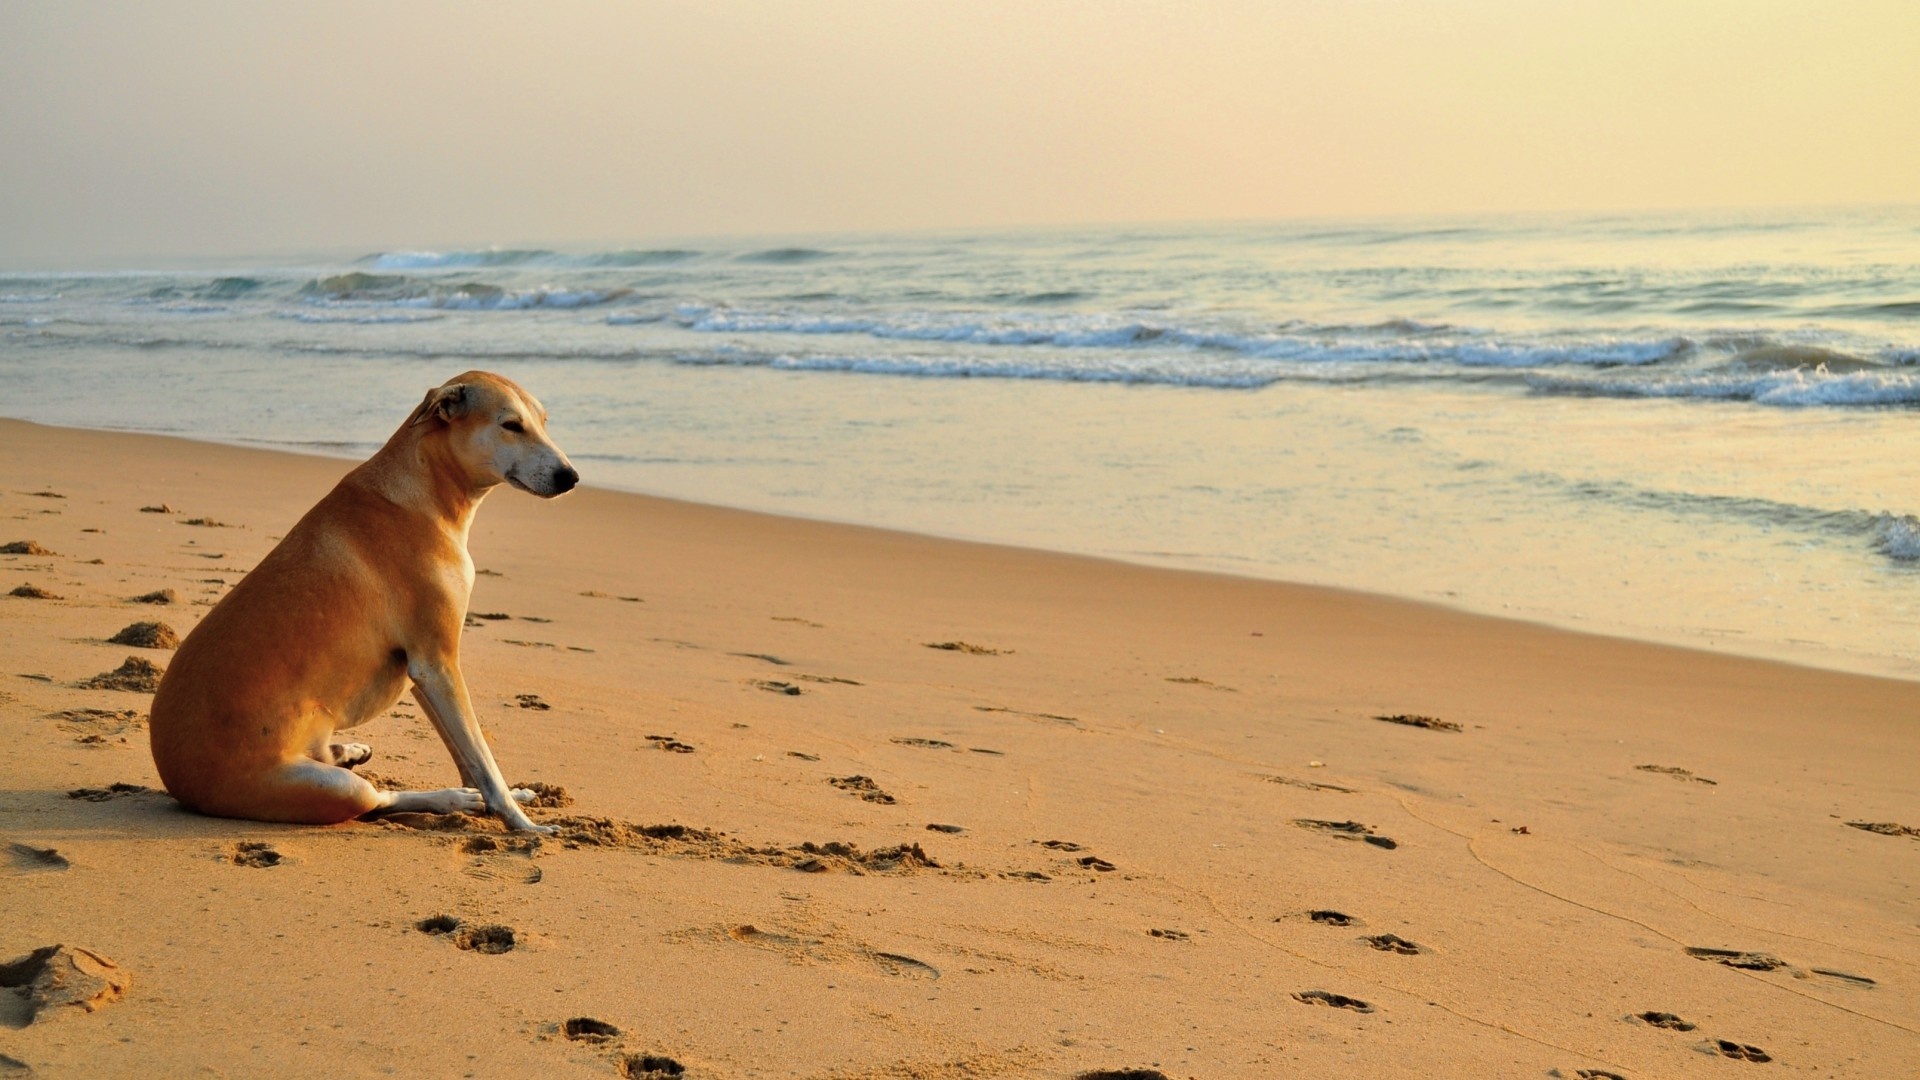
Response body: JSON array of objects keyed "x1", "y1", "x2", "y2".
[{"x1": 409, "y1": 656, "x2": 551, "y2": 833}]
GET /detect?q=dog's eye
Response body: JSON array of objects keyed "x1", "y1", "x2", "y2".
[{"x1": 501, "y1": 420, "x2": 525, "y2": 433}]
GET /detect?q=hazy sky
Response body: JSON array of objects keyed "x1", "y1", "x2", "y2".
[{"x1": 3, "y1": 1, "x2": 1915, "y2": 264}]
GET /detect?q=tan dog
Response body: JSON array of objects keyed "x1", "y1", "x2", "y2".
[{"x1": 149, "y1": 371, "x2": 577, "y2": 833}]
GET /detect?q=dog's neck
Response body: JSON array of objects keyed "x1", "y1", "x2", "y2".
[{"x1": 355, "y1": 429, "x2": 495, "y2": 540}]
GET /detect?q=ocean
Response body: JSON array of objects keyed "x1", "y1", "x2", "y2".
[{"x1": 3, "y1": 207, "x2": 1917, "y2": 677}]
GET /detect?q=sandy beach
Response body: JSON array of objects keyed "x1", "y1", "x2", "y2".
[{"x1": 2, "y1": 416, "x2": 1917, "y2": 1078}]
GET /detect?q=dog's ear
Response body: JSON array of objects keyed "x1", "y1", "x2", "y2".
[{"x1": 408, "y1": 383, "x2": 470, "y2": 427}]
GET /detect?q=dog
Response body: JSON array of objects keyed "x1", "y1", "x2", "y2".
[{"x1": 149, "y1": 371, "x2": 576, "y2": 833}]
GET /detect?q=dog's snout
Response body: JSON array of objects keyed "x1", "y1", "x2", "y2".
[{"x1": 552, "y1": 466, "x2": 579, "y2": 494}]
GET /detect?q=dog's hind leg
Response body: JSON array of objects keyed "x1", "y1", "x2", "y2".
[
  {"x1": 203, "y1": 759, "x2": 494, "y2": 824},
  {"x1": 204, "y1": 758, "x2": 392, "y2": 825}
]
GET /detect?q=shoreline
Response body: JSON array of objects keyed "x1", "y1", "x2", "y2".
[
  {"x1": 3, "y1": 416, "x2": 1917, "y2": 1076},
  {"x1": 9, "y1": 415, "x2": 1911, "y2": 686}
]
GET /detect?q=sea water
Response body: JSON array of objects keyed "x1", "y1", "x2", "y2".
[{"x1": 3, "y1": 208, "x2": 1917, "y2": 677}]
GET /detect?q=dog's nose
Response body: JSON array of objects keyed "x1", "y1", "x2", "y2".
[{"x1": 552, "y1": 466, "x2": 579, "y2": 494}]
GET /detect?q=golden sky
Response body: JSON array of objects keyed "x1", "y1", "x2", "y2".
[{"x1": 2, "y1": 1, "x2": 1915, "y2": 262}]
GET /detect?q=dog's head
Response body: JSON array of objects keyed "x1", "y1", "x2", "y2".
[{"x1": 409, "y1": 371, "x2": 578, "y2": 498}]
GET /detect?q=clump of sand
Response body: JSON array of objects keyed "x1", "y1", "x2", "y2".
[
  {"x1": 10, "y1": 584, "x2": 62, "y2": 599},
  {"x1": 2, "y1": 540, "x2": 55, "y2": 555},
  {"x1": 130, "y1": 589, "x2": 178, "y2": 605},
  {"x1": 79, "y1": 656, "x2": 164, "y2": 692},
  {"x1": 0, "y1": 945, "x2": 130, "y2": 1023},
  {"x1": 107, "y1": 621, "x2": 179, "y2": 649},
  {"x1": 513, "y1": 781, "x2": 574, "y2": 808}
]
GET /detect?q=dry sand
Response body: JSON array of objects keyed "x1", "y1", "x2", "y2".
[{"x1": 1, "y1": 417, "x2": 1916, "y2": 1078}]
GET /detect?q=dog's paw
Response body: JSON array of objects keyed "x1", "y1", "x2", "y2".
[
  {"x1": 508, "y1": 787, "x2": 536, "y2": 804},
  {"x1": 329, "y1": 742, "x2": 374, "y2": 768}
]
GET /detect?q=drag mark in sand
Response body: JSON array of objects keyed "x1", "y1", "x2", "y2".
[
  {"x1": 1261, "y1": 774, "x2": 1357, "y2": 793},
  {"x1": 379, "y1": 813, "x2": 957, "y2": 877},
  {"x1": 5, "y1": 843, "x2": 70, "y2": 873},
  {"x1": 1635, "y1": 764, "x2": 1717, "y2": 785},
  {"x1": 1292, "y1": 818, "x2": 1398, "y2": 849},
  {"x1": 974, "y1": 704, "x2": 1081, "y2": 727},
  {"x1": 725, "y1": 923, "x2": 941, "y2": 980},
  {"x1": 1845, "y1": 820, "x2": 1919, "y2": 838},
  {"x1": 1361, "y1": 933, "x2": 1423, "y2": 955},
  {"x1": 923, "y1": 640, "x2": 1009, "y2": 655},
  {"x1": 1292, "y1": 989, "x2": 1375, "y2": 1013},
  {"x1": 1374, "y1": 713, "x2": 1462, "y2": 732}
]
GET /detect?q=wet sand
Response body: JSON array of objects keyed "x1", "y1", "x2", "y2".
[{"x1": 2, "y1": 417, "x2": 1916, "y2": 1077}]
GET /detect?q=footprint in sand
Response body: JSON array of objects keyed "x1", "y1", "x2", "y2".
[
  {"x1": 752, "y1": 679, "x2": 803, "y2": 696},
  {"x1": 1711, "y1": 1039, "x2": 1772, "y2": 1063},
  {"x1": 1293, "y1": 818, "x2": 1398, "y2": 849},
  {"x1": 228, "y1": 841, "x2": 282, "y2": 868},
  {"x1": 1036, "y1": 840, "x2": 1087, "y2": 852},
  {"x1": 1636, "y1": 1011, "x2": 1696, "y2": 1030},
  {"x1": 1293, "y1": 989, "x2": 1375, "y2": 1013},
  {"x1": 66, "y1": 783, "x2": 151, "y2": 802},
  {"x1": 1362, "y1": 933, "x2": 1422, "y2": 955},
  {"x1": 925, "y1": 824, "x2": 965, "y2": 834},
  {"x1": 1306, "y1": 910, "x2": 1361, "y2": 928},
  {"x1": 49, "y1": 707, "x2": 145, "y2": 746},
  {"x1": 460, "y1": 834, "x2": 544, "y2": 883},
  {"x1": 619, "y1": 1055, "x2": 686, "y2": 1079},
  {"x1": 786, "y1": 751, "x2": 821, "y2": 762},
  {"x1": 513, "y1": 694, "x2": 551, "y2": 710},
  {"x1": 1573, "y1": 1071, "x2": 1627, "y2": 1080},
  {"x1": 563, "y1": 1017, "x2": 621, "y2": 1043},
  {"x1": 1147, "y1": 929, "x2": 1190, "y2": 941},
  {"x1": 646, "y1": 734, "x2": 696, "y2": 753},
  {"x1": 417, "y1": 917, "x2": 515, "y2": 954},
  {"x1": 1077, "y1": 855, "x2": 1117, "y2": 872},
  {"x1": 828, "y1": 775, "x2": 897, "y2": 804},
  {"x1": 1075, "y1": 1071, "x2": 1171, "y2": 1080}
]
